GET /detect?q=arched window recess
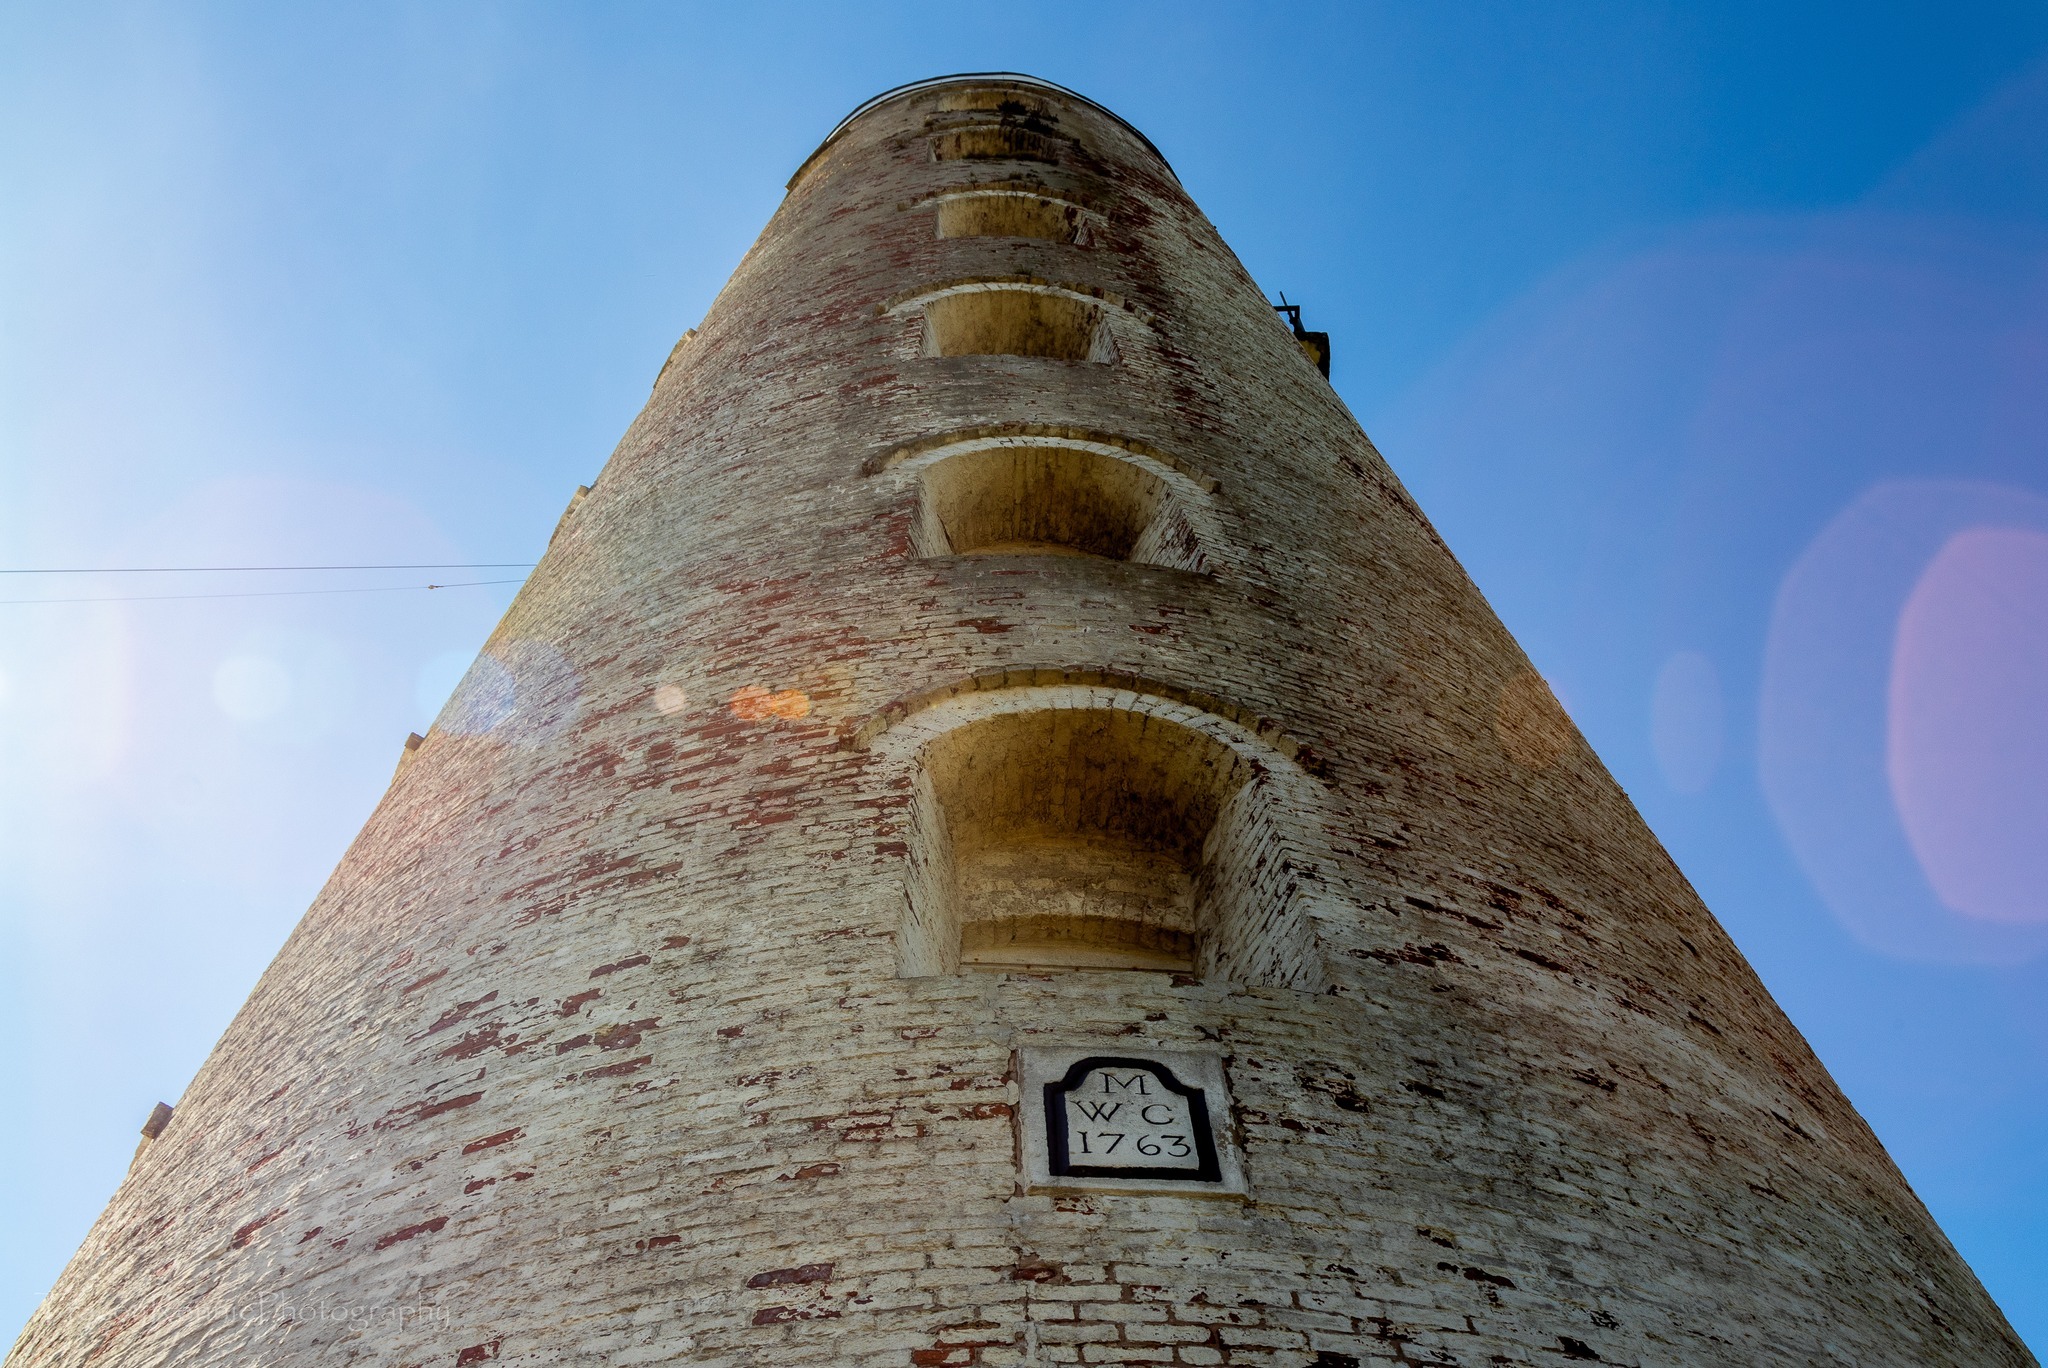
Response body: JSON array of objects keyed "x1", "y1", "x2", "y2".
[
  {"x1": 858, "y1": 678, "x2": 1341, "y2": 991},
  {"x1": 913, "y1": 185, "x2": 1099, "y2": 243},
  {"x1": 884, "y1": 279, "x2": 1134, "y2": 364},
  {"x1": 874, "y1": 430, "x2": 1224, "y2": 573}
]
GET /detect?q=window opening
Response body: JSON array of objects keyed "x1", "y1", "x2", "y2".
[
  {"x1": 932, "y1": 125, "x2": 1062, "y2": 165},
  {"x1": 916, "y1": 445, "x2": 1210, "y2": 569},
  {"x1": 881, "y1": 684, "x2": 1334, "y2": 991},
  {"x1": 921, "y1": 287, "x2": 1111, "y2": 362},
  {"x1": 935, "y1": 192, "x2": 1088, "y2": 243}
]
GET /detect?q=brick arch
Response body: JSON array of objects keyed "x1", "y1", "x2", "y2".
[
  {"x1": 861, "y1": 678, "x2": 1339, "y2": 990},
  {"x1": 865, "y1": 422, "x2": 1215, "y2": 489},
  {"x1": 881, "y1": 274, "x2": 1141, "y2": 319},
  {"x1": 878, "y1": 434, "x2": 1226, "y2": 572},
  {"x1": 935, "y1": 191, "x2": 1084, "y2": 243},
  {"x1": 884, "y1": 277, "x2": 1140, "y2": 364},
  {"x1": 848, "y1": 667, "x2": 1314, "y2": 765},
  {"x1": 913, "y1": 186, "x2": 1099, "y2": 243}
]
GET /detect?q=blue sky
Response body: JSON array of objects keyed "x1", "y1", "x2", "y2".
[{"x1": 3, "y1": 0, "x2": 2046, "y2": 1349}]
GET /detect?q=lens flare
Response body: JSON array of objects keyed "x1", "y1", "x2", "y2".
[
  {"x1": 443, "y1": 654, "x2": 516, "y2": 734},
  {"x1": 730, "y1": 686, "x2": 810, "y2": 721},
  {"x1": 653, "y1": 683, "x2": 688, "y2": 715},
  {"x1": 415, "y1": 650, "x2": 476, "y2": 724},
  {"x1": 1888, "y1": 526, "x2": 2048, "y2": 924},
  {"x1": 442, "y1": 641, "x2": 579, "y2": 743},
  {"x1": 1651, "y1": 651, "x2": 1724, "y2": 794},
  {"x1": 213, "y1": 656, "x2": 291, "y2": 723},
  {"x1": 1760, "y1": 480, "x2": 2048, "y2": 964}
]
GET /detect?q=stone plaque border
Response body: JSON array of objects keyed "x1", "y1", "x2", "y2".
[
  {"x1": 1016, "y1": 1047, "x2": 1248, "y2": 1198},
  {"x1": 1044, "y1": 1055, "x2": 1222, "y2": 1182}
]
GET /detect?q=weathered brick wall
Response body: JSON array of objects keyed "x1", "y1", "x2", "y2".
[{"x1": 9, "y1": 76, "x2": 2032, "y2": 1368}]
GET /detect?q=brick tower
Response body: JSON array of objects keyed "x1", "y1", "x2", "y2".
[{"x1": 10, "y1": 74, "x2": 2032, "y2": 1368}]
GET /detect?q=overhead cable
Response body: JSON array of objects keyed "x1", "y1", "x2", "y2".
[
  {"x1": 0, "y1": 563, "x2": 537, "y2": 575},
  {"x1": 0, "y1": 578, "x2": 526, "y2": 606}
]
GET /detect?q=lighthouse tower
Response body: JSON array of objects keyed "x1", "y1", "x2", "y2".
[{"x1": 10, "y1": 74, "x2": 2031, "y2": 1368}]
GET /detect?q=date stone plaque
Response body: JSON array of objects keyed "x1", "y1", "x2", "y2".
[{"x1": 1018, "y1": 1048, "x2": 1246, "y2": 1197}]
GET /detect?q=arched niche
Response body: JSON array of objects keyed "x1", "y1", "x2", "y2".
[
  {"x1": 930, "y1": 124, "x2": 1063, "y2": 165},
  {"x1": 862, "y1": 682, "x2": 1336, "y2": 990},
  {"x1": 919, "y1": 285, "x2": 1114, "y2": 361},
  {"x1": 881, "y1": 433, "x2": 1220, "y2": 573},
  {"x1": 931, "y1": 189, "x2": 1093, "y2": 243}
]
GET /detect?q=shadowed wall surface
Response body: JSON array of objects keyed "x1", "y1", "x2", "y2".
[{"x1": 7, "y1": 76, "x2": 2031, "y2": 1368}]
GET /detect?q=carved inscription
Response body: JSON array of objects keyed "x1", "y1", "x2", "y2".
[
  {"x1": 1044, "y1": 1056, "x2": 1222, "y2": 1182},
  {"x1": 1064, "y1": 1066, "x2": 1196, "y2": 1165},
  {"x1": 1018, "y1": 1047, "x2": 1246, "y2": 1195}
]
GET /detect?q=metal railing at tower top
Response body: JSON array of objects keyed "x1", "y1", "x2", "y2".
[{"x1": 789, "y1": 72, "x2": 1179, "y2": 191}]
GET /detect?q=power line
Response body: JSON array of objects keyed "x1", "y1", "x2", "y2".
[
  {"x1": 0, "y1": 562, "x2": 537, "y2": 575},
  {"x1": 0, "y1": 578, "x2": 526, "y2": 606}
]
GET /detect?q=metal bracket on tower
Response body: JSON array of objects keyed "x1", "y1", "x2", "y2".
[{"x1": 1273, "y1": 294, "x2": 1330, "y2": 378}]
